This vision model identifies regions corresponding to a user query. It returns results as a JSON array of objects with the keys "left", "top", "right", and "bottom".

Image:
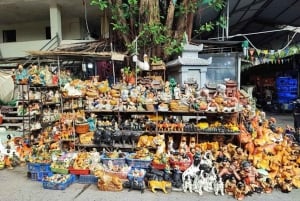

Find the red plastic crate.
[{"left": 68, "top": 167, "right": 90, "bottom": 175}]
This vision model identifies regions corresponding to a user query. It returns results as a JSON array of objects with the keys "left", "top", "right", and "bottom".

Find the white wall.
[
  {"left": 0, "top": 18, "right": 86, "bottom": 58},
  {"left": 0, "top": 20, "right": 49, "bottom": 42},
  {"left": 62, "top": 18, "right": 82, "bottom": 40},
  {"left": 0, "top": 17, "right": 82, "bottom": 42},
  {"left": 0, "top": 40, "right": 50, "bottom": 58}
]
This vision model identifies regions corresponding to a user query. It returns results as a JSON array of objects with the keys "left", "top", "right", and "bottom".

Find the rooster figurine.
[{"left": 133, "top": 54, "right": 150, "bottom": 71}]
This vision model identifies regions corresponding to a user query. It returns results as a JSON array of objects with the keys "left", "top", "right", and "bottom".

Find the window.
[
  {"left": 45, "top": 26, "right": 51, "bottom": 39},
  {"left": 3, "top": 30, "right": 16, "bottom": 42}
]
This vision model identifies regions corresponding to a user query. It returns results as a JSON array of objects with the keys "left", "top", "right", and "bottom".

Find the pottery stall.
[{"left": 0, "top": 59, "right": 299, "bottom": 199}]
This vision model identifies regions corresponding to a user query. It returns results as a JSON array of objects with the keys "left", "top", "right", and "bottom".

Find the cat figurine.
[
  {"left": 153, "top": 134, "right": 166, "bottom": 155},
  {"left": 148, "top": 180, "right": 172, "bottom": 193}
]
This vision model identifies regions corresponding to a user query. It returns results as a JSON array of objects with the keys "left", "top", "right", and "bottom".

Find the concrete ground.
[
  {"left": 0, "top": 111, "right": 299, "bottom": 201},
  {"left": 0, "top": 165, "right": 299, "bottom": 201}
]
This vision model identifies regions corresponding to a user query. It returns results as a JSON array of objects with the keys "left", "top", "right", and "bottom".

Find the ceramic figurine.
[
  {"left": 234, "top": 181, "right": 247, "bottom": 200},
  {"left": 224, "top": 176, "right": 237, "bottom": 195},
  {"left": 174, "top": 84, "right": 181, "bottom": 100},
  {"left": 16, "top": 64, "right": 28, "bottom": 84}
]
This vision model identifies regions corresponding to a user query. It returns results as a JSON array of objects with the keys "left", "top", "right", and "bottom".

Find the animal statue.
[
  {"left": 183, "top": 175, "right": 193, "bottom": 193},
  {"left": 123, "top": 176, "right": 146, "bottom": 193},
  {"left": 111, "top": 130, "right": 123, "bottom": 146},
  {"left": 213, "top": 176, "right": 224, "bottom": 196},
  {"left": 193, "top": 170, "right": 207, "bottom": 195},
  {"left": 134, "top": 54, "right": 150, "bottom": 71},
  {"left": 200, "top": 150, "right": 214, "bottom": 170},
  {"left": 171, "top": 166, "right": 183, "bottom": 188},
  {"left": 153, "top": 134, "right": 166, "bottom": 155},
  {"left": 136, "top": 135, "right": 154, "bottom": 148},
  {"left": 101, "top": 129, "right": 113, "bottom": 145},
  {"left": 93, "top": 128, "right": 102, "bottom": 144},
  {"left": 179, "top": 136, "right": 189, "bottom": 153},
  {"left": 148, "top": 180, "right": 172, "bottom": 193},
  {"left": 95, "top": 170, "right": 123, "bottom": 191},
  {"left": 189, "top": 136, "right": 196, "bottom": 153},
  {"left": 167, "top": 136, "right": 176, "bottom": 154},
  {"left": 130, "top": 131, "right": 142, "bottom": 147},
  {"left": 214, "top": 84, "right": 227, "bottom": 97},
  {"left": 201, "top": 166, "right": 218, "bottom": 193},
  {"left": 182, "top": 152, "right": 201, "bottom": 191},
  {"left": 0, "top": 138, "right": 19, "bottom": 158},
  {"left": 234, "top": 181, "right": 246, "bottom": 200},
  {"left": 280, "top": 177, "right": 293, "bottom": 193},
  {"left": 121, "top": 130, "right": 132, "bottom": 146},
  {"left": 145, "top": 167, "right": 165, "bottom": 181},
  {"left": 224, "top": 176, "right": 237, "bottom": 195}
]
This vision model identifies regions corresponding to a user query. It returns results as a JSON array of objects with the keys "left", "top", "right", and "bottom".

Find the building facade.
[{"left": 0, "top": 0, "right": 105, "bottom": 59}]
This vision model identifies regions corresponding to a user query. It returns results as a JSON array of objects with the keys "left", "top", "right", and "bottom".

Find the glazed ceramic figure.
[
  {"left": 240, "top": 160, "right": 261, "bottom": 193},
  {"left": 121, "top": 87, "right": 129, "bottom": 101},
  {"left": 225, "top": 176, "right": 237, "bottom": 195},
  {"left": 218, "top": 159, "right": 241, "bottom": 181},
  {"left": 54, "top": 90, "right": 60, "bottom": 102},
  {"left": 52, "top": 73, "right": 59, "bottom": 85},
  {"left": 16, "top": 64, "right": 28, "bottom": 83},
  {"left": 169, "top": 78, "right": 177, "bottom": 99},
  {"left": 174, "top": 84, "right": 181, "bottom": 100},
  {"left": 234, "top": 181, "right": 247, "bottom": 200}
]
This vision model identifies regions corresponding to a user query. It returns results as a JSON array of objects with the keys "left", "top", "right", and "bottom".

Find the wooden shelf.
[
  {"left": 0, "top": 123, "right": 23, "bottom": 127},
  {"left": 3, "top": 116, "right": 35, "bottom": 120},
  {"left": 75, "top": 143, "right": 133, "bottom": 149},
  {"left": 43, "top": 102, "right": 60, "bottom": 106}
]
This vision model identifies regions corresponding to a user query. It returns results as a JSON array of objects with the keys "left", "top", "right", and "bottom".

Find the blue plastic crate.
[
  {"left": 125, "top": 153, "right": 152, "bottom": 169},
  {"left": 27, "top": 163, "right": 51, "bottom": 172},
  {"left": 276, "top": 77, "right": 292, "bottom": 86},
  {"left": 27, "top": 163, "right": 41, "bottom": 172},
  {"left": 277, "top": 92, "right": 297, "bottom": 99},
  {"left": 30, "top": 171, "right": 53, "bottom": 182},
  {"left": 100, "top": 153, "right": 127, "bottom": 166},
  {"left": 289, "top": 79, "right": 298, "bottom": 86},
  {"left": 42, "top": 174, "right": 75, "bottom": 190},
  {"left": 77, "top": 174, "right": 98, "bottom": 184}
]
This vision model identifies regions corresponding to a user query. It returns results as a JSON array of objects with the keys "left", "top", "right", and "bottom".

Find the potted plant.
[{"left": 122, "top": 66, "right": 138, "bottom": 85}]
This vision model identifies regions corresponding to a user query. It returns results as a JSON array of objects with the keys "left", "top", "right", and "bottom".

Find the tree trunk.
[
  {"left": 175, "top": 0, "right": 189, "bottom": 39},
  {"left": 148, "top": 0, "right": 160, "bottom": 24},
  {"left": 165, "top": 0, "right": 175, "bottom": 35},
  {"left": 115, "top": 0, "right": 131, "bottom": 46},
  {"left": 186, "top": 0, "right": 197, "bottom": 41}
]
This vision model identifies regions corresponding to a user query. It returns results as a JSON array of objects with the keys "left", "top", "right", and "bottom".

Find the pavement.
[
  {"left": 0, "top": 165, "right": 299, "bottom": 201},
  {"left": 0, "top": 111, "right": 299, "bottom": 201}
]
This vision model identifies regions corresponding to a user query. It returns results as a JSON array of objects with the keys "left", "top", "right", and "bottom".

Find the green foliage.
[
  {"left": 195, "top": 14, "right": 226, "bottom": 34},
  {"left": 123, "top": 66, "right": 132, "bottom": 75},
  {"left": 91, "top": 0, "right": 226, "bottom": 58},
  {"left": 90, "top": 0, "right": 108, "bottom": 11},
  {"left": 164, "top": 38, "right": 184, "bottom": 56},
  {"left": 150, "top": 56, "right": 162, "bottom": 63},
  {"left": 216, "top": 15, "right": 227, "bottom": 29},
  {"left": 201, "top": 0, "right": 225, "bottom": 10},
  {"left": 111, "top": 22, "right": 129, "bottom": 34}
]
